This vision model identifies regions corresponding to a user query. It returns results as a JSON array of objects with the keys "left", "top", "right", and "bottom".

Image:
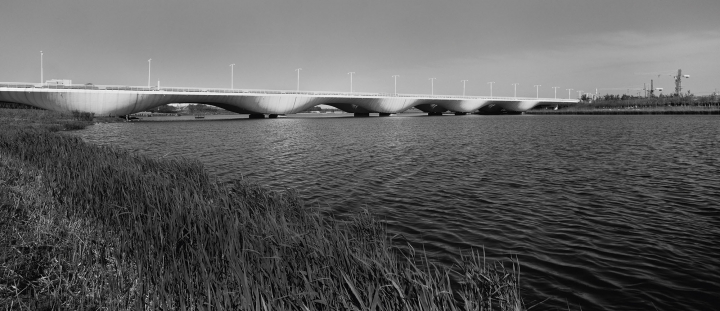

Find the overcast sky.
[{"left": 1, "top": 0, "right": 719, "bottom": 97}]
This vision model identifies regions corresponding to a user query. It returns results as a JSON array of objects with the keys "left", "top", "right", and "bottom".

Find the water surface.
[{"left": 75, "top": 114, "right": 720, "bottom": 311}]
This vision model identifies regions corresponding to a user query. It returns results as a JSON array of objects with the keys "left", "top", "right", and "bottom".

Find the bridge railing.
[{"left": 0, "top": 82, "right": 579, "bottom": 102}]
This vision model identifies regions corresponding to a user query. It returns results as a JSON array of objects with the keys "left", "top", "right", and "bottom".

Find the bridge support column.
[
  {"left": 454, "top": 112, "right": 468, "bottom": 115},
  {"left": 379, "top": 113, "right": 392, "bottom": 117},
  {"left": 268, "top": 114, "right": 279, "bottom": 118},
  {"left": 354, "top": 113, "right": 370, "bottom": 117},
  {"left": 428, "top": 112, "right": 443, "bottom": 116},
  {"left": 249, "top": 114, "right": 265, "bottom": 119}
]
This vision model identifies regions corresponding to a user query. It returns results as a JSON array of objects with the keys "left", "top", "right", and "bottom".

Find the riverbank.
[
  {"left": 0, "top": 109, "right": 524, "bottom": 310},
  {"left": 527, "top": 107, "right": 720, "bottom": 115},
  {"left": 528, "top": 97, "right": 720, "bottom": 115}
]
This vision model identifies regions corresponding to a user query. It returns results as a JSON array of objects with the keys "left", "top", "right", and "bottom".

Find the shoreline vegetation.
[
  {"left": 0, "top": 108, "right": 524, "bottom": 310},
  {"left": 527, "top": 95, "right": 720, "bottom": 115}
]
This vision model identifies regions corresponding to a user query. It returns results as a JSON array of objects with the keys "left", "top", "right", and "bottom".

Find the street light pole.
[
  {"left": 461, "top": 80, "right": 468, "bottom": 96},
  {"left": 534, "top": 85, "right": 541, "bottom": 99},
  {"left": 295, "top": 68, "right": 302, "bottom": 91},
  {"left": 40, "top": 51, "right": 43, "bottom": 84},
  {"left": 429, "top": 78, "right": 436, "bottom": 95},
  {"left": 552, "top": 86, "right": 560, "bottom": 99},
  {"left": 392, "top": 75, "right": 399, "bottom": 96},
  {"left": 567, "top": 88, "right": 573, "bottom": 99},
  {"left": 230, "top": 64, "right": 235, "bottom": 89},
  {"left": 148, "top": 59, "right": 152, "bottom": 87},
  {"left": 512, "top": 83, "right": 519, "bottom": 98},
  {"left": 348, "top": 72, "right": 355, "bottom": 93},
  {"left": 488, "top": 82, "right": 495, "bottom": 98}
]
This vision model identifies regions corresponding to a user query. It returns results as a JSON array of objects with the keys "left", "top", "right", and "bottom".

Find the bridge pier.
[
  {"left": 249, "top": 114, "right": 265, "bottom": 119},
  {"left": 379, "top": 113, "right": 392, "bottom": 117},
  {"left": 427, "top": 112, "right": 443, "bottom": 116},
  {"left": 268, "top": 114, "right": 279, "bottom": 118},
  {"left": 454, "top": 112, "right": 468, "bottom": 115},
  {"left": 354, "top": 113, "right": 370, "bottom": 117}
]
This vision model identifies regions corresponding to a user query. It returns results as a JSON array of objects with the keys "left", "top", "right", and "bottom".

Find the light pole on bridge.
[
  {"left": 534, "top": 85, "right": 541, "bottom": 99},
  {"left": 429, "top": 78, "right": 436, "bottom": 95},
  {"left": 348, "top": 72, "right": 355, "bottom": 93},
  {"left": 512, "top": 83, "right": 519, "bottom": 98},
  {"left": 461, "top": 80, "right": 468, "bottom": 96},
  {"left": 392, "top": 75, "right": 399, "bottom": 96},
  {"left": 40, "top": 51, "right": 43, "bottom": 84},
  {"left": 295, "top": 68, "right": 302, "bottom": 91},
  {"left": 487, "top": 82, "right": 495, "bottom": 98},
  {"left": 567, "top": 88, "right": 573, "bottom": 99},
  {"left": 230, "top": 64, "right": 235, "bottom": 90},
  {"left": 147, "top": 59, "right": 152, "bottom": 87},
  {"left": 552, "top": 86, "right": 560, "bottom": 99}
]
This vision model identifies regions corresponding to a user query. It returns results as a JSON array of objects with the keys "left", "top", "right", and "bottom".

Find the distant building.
[{"left": 46, "top": 79, "right": 72, "bottom": 85}]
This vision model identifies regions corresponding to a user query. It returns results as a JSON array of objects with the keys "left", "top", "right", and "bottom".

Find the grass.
[
  {"left": 0, "top": 108, "right": 524, "bottom": 310},
  {"left": 0, "top": 109, "right": 96, "bottom": 132}
]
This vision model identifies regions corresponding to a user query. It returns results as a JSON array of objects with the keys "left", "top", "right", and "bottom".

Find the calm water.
[{"left": 75, "top": 114, "right": 720, "bottom": 311}]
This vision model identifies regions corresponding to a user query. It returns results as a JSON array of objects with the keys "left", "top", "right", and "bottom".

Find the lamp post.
[
  {"left": 392, "top": 75, "right": 399, "bottom": 96},
  {"left": 429, "top": 78, "right": 436, "bottom": 95},
  {"left": 512, "top": 83, "right": 519, "bottom": 98},
  {"left": 567, "top": 88, "right": 573, "bottom": 99},
  {"left": 148, "top": 59, "right": 152, "bottom": 87},
  {"left": 534, "top": 85, "right": 541, "bottom": 99},
  {"left": 552, "top": 86, "right": 559, "bottom": 99},
  {"left": 348, "top": 72, "right": 355, "bottom": 93},
  {"left": 230, "top": 64, "right": 235, "bottom": 89},
  {"left": 461, "top": 80, "right": 468, "bottom": 96},
  {"left": 487, "top": 81, "right": 495, "bottom": 98},
  {"left": 295, "top": 68, "right": 302, "bottom": 91},
  {"left": 40, "top": 51, "right": 43, "bottom": 84}
]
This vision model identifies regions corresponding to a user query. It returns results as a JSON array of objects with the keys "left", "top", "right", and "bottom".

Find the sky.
[{"left": 1, "top": 0, "right": 719, "bottom": 97}]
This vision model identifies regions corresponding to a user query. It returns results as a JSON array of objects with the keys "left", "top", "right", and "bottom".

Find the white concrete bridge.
[{"left": 0, "top": 83, "right": 578, "bottom": 117}]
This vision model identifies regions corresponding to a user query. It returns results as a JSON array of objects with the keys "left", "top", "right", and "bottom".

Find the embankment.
[{"left": 528, "top": 96, "right": 720, "bottom": 115}]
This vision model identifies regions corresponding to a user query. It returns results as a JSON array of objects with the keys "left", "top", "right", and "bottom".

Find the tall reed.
[{"left": 1, "top": 113, "right": 524, "bottom": 310}]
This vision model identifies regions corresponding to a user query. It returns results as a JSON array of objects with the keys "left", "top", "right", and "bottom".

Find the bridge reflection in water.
[{"left": 0, "top": 83, "right": 578, "bottom": 117}]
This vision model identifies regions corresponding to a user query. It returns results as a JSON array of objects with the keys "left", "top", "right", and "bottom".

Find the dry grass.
[
  {"left": 0, "top": 109, "right": 95, "bottom": 132},
  {"left": 1, "top": 109, "right": 525, "bottom": 310}
]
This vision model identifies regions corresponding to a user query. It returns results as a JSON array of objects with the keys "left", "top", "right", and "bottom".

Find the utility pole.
[
  {"left": 429, "top": 78, "right": 436, "bottom": 95},
  {"left": 534, "top": 85, "right": 541, "bottom": 98},
  {"left": 512, "top": 83, "right": 519, "bottom": 98},
  {"left": 295, "top": 68, "right": 302, "bottom": 91},
  {"left": 552, "top": 86, "right": 559, "bottom": 99},
  {"left": 567, "top": 88, "right": 573, "bottom": 99},
  {"left": 348, "top": 72, "right": 355, "bottom": 93},
  {"left": 230, "top": 64, "right": 235, "bottom": 89},
  {"left": 40, "top": 51, "right": 43, "bottom": 84},
  {"left": 488, "top": 82, "right": 495, "bottom": 98},
  {"left": 461, "top": 80, "right": 468, "bottom": 96},
  {"left": 392, "top": 75, "right": 399, "bottom": 95},
  {"left": 148, "top": 59, "right": 152, "bottom": 87}
]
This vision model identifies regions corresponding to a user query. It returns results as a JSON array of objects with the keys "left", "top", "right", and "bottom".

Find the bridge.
[{"left": 0, "top": 83, "right": 578, "bottom": 117}]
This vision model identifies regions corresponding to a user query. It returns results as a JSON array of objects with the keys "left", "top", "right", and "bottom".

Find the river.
[{"left": 74, "top": 113, "right": 720, "bottom": 311}]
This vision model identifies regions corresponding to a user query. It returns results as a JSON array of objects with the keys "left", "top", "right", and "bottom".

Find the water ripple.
[{"left": 75, "top": 114, "right": 720, "bottom": 311}]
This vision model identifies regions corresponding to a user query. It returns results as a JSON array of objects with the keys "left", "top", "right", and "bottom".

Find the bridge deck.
[{"left": 1, "top": 83, "right": 578, "bottom": 116}]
